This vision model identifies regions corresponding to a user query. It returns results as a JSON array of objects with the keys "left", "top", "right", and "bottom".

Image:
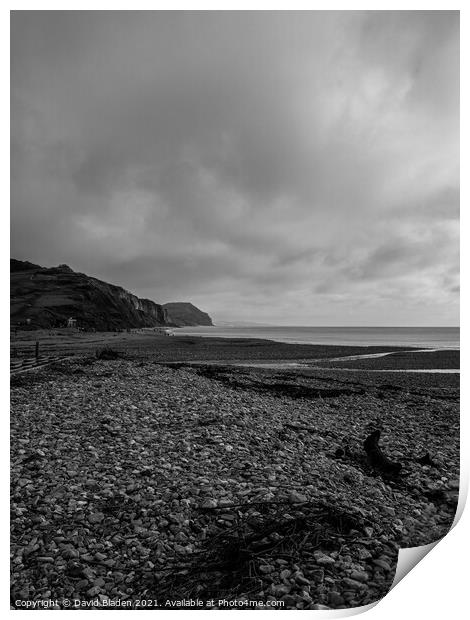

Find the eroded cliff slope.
[
  {"left": 10, "top": 260, "right": 212, "bottom": 330},
  {"left": 162, "top": 302, "right": 213, "bottom": 327}
]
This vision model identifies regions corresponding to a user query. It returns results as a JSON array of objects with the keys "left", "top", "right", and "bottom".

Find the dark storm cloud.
[{"left": 11, "top": 11, "right": 459, "bottom": 325}]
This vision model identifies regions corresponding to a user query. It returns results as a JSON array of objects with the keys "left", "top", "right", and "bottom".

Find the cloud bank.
[{"left": 11, "top": 11, "right": 459, "bottom": 325}]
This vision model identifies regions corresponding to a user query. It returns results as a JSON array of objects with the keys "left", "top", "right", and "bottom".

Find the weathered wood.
[
  {"left": 416, "top": 452, "right": 438, "bottom": 467},
  {"left": 363, "top": 430, "right": 402, "bottom": 476}
]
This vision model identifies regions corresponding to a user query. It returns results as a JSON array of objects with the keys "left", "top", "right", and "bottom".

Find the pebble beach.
[{"left": 10, "top": 336, "right": 459, "bottom": 610}]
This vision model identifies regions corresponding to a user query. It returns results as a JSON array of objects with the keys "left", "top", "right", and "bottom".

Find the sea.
[{"left": 174, "top": 326, "right": 459, "bottom": 349}]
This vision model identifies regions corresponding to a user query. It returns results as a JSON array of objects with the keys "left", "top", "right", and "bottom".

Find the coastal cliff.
[
  {"left": 10, "top": 259, "right": 212, "bottom": 330},
  {"left": 162, "top": 302, "right": 213, "bottom": 327}
]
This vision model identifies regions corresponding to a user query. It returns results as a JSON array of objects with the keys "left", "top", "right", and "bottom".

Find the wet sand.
[{"left": 10, "top": 329, "right": 457, "bottom": 368}]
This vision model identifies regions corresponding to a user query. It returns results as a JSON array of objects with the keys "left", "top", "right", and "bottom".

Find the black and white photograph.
[{"left": 10, "top": 9, "right": 460, "bottom": 611}]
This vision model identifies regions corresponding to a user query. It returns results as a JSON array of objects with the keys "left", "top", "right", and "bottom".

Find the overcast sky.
[{"left": 11, "top": 11, "right": 459, "bottom": 325}]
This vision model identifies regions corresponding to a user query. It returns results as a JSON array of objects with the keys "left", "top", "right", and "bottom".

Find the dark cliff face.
[
  {"left": 10, "top": 260, "right": 212, "bottom": 330},
  {"left": 10, "top": 259, "right": 43, "bottom": 273},
  {"left": 162, "top": 302, "right": 213, "bottom": 327}
]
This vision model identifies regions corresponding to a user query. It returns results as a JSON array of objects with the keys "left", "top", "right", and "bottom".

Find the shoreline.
[
  {"left": 173, "top": 326, "right": 459, "bottom": 350},
  {"left": 10, "top": 329, "right": 459, "bottom": 370}
]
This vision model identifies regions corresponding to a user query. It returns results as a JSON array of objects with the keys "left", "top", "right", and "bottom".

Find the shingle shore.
[{"left": 11, "top": 357, "right": 459, "bottom": 609}]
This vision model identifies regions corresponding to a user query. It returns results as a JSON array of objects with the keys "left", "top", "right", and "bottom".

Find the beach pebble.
[
  {"left": 357, "top": 547, "right": 372, "bottom": 560},
  {"left": 88, "top": 512, "right": 104, "bottom": 524},
  {"left": 341, "top": 577, "right": 365, "bottom": 590},
  {"left": 373, "top": 559, "right": 392, "bottom": 572},
  {"left": 272, "top": 584, "right": 291, "bottom": 597},
  {"left": 288, "top": 491, "right": 308, "bottom": 503},
  {"left": 201, "top": 498, "right": 218, "bottom": 509},
  {"left": 281, "top": 594, "right": 298, "bottom": 608},
  {"left": 329, "top": 591, "right": 345, "bottom": 606},
  {"left": 315, "top": 555, "right": 336, "bottom": 566},
  {"left": 349, "top": 570, "right": 369, "bottom": 582},
  {"left": 295, "top": 574, "right": 310, "bottom": 586}
]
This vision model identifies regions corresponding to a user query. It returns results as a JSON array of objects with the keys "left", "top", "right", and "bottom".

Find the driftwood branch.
[
  {"left": 416, "top": 452, "right": 438, "bottom": 467},
  {"left": 363, "top": 430, "right": 402, "bottom": 476}
]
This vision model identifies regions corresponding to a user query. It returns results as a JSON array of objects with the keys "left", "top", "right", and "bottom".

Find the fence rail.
[{"left": 10, "top": 355, "right": 70, "bottom": 375}]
